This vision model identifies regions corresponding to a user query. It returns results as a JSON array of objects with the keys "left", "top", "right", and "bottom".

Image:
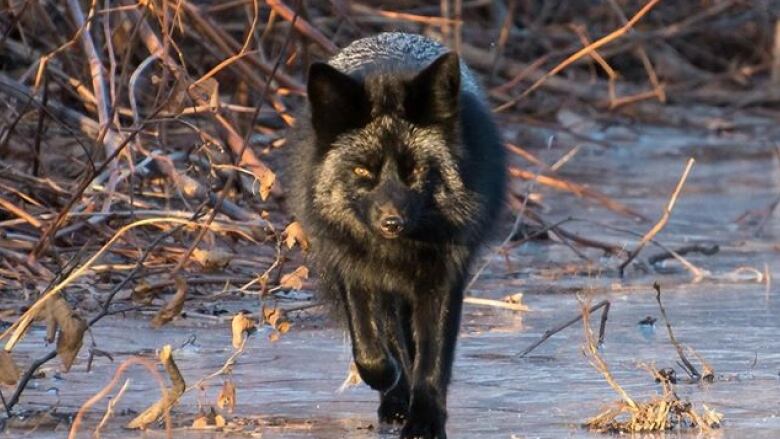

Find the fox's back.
[{"left": 328, "top": 32, "right": 482, "bottom": 97}]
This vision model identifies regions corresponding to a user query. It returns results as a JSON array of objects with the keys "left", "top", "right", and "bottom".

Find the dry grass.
[{"left": 580, "top": 299, "right": 723, "bottom": 434}]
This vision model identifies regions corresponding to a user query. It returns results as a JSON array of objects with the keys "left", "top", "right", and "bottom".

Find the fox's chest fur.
[{"left": 313, "top": 232, "right": 473, "bottom": 297}]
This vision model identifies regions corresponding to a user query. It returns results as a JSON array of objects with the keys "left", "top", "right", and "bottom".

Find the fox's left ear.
[
  {"left": 406, "top": 52, "right": 460, "bottom": 125},
  {"left": 307, "top": 62, "right": 370, "bottom": 143}
]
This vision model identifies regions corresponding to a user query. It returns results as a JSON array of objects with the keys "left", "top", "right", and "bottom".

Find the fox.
[{"left": 287, "top": 32, "right": 506, "bottom": 439}]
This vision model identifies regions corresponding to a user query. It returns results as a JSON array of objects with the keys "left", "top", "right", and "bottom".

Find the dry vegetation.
[
  {"left": 0, "top": 0, "right": 778, "bottom": 436},
  {"left": 581, "top": 284, "right": 722, "bottom": 434}
]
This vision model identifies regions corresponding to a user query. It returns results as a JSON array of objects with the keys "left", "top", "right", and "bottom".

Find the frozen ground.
[{"left": 6, "top": 107, "right": 780, "bottom": 438}]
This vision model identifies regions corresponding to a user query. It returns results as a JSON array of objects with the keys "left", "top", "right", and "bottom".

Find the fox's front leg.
[
  {"left": 377, "top": 295, "right": 413, "bottom": 424},
  {"left": 401, "top": 277, "right": 464, "bottom": 439},
  {"left": 341, "top": 284, "right": 400, "bottom": 392}
]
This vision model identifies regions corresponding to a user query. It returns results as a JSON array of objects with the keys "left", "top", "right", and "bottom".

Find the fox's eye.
[{"left": 353, "top": 167, "right": 373, "bottom": 179}]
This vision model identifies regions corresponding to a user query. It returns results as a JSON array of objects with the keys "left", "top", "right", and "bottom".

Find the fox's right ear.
[{"left": 307, "top": 63, "right": 369, "bottom": 143}]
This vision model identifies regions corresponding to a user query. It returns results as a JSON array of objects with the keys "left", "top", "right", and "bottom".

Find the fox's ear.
[
  {"left": 406, "top": 52, "right": 460, "bottom": 125},
  {"left": 307, "top": 63, "right": 369, "bottom": 142}
]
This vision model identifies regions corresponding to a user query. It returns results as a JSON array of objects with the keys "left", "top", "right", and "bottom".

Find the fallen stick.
[
  {"left": 619, "top": 158, "right": 695, "bottom": 276},
  {"left": 518, "top": 300, "right": 610, "bottom": 358},
  {"left": 509, "top": 166, "right": 648, "bottom": 222},
  {"left": 648, "top": 244, "right": 719, "bottom": 266},
  {"left": 464, "top": 296, "right": 529, "bottom": 312},
  {"left": 653, "top": 282, "right": 706, "bottom": 381},
  {"left": 0, "top": 195, "right": 42, "bottom": 228},
  {"left": 522, "top": 209, "right": 626, "bottom": 256}
]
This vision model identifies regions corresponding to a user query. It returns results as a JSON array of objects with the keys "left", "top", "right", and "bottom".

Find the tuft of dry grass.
[{"left": 580, "top": 299, "right": 723, "bottom": 434}]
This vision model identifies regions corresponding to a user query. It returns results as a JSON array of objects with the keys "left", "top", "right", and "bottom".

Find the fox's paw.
[
  {"left": 400, "top": 393, "right": 446, "bottom": 439},
  {"left": 378, "top": 392, "right": 409, "bottom": 424},
  {"left": 400, "top": 418, "right": 446, "bottom": 439}
]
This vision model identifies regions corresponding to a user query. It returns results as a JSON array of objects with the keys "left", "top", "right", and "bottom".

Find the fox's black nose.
[{"left": 380, "top": 216, "right": 404, "bottom": 237}]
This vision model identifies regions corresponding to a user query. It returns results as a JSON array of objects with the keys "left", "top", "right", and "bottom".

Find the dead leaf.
[
  {"left": 246, "top": 163, "right": 275, "bottom": 201},
  {"left": 127, "top": 345, "right": 185, "bottom": 430},
  {"left": 188, "top": 77, "right": 219, "bottom": 109},
  {"left": 217, "top": 380, "right": 236, "bottom": 413},
  {"left": 160, "top": 78, "right": 189, "bottom": 114},
  {"left": 276, "top": 321, "right": 291, "bottom": 334},
  {"left": 178, "top": 174, "right": 204, "bottom": 198},
  {"left": 151, "top": 277, "right": 188, "bottom": 328},
  {"left": 192, "top": 415, "right": 209, "bottom": 429},
  {"left": 337, "top": 361, "right": 363, "bottom": 393},
  {"left": 131, "top": 280, "right": 157, "bottom": 304},
  {"left": 231, "top": 312, "right": 256, "bottom": 349},
  {"left": 262, "top": 306, "right": 292, "bottom": 342},
  {"left": 283, "top": 221, "right": 309, "bottom": 251},
  {"left": 0, "top": 350, "right": 20, "bottom": 385},
  {"left": 262, "top": 306, "right": 282, "bottom": 328},
  {"left": 42, "top": 297, "right": 87, "bottom": 372},
  {"left": 57, "top": 314, "right": 87, "bottom": 372},
  {"left": 192, "top": 248, "right": 232, "bottom": 271},
  {"left": 191, "top": 407, "right": 225, "bottom": 429},
  {"left": 503, "top": 293, "right": 524, "bottom": 304},
  {"left": 279, "top": 266, "right": 308, "bottom": 291}
]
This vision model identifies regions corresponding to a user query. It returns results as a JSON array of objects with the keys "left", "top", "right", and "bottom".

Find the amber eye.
[{"left": 353, "top": 167, "right": 373, "bottom": 179}]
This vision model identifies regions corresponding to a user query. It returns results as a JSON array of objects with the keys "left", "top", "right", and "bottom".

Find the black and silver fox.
[{"left": 288, "top": 33, "right": 506, "bottom": 439}]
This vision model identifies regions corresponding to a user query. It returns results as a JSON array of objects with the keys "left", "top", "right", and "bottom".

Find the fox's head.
[{"left": 304, "top": 52, "right": 478, "bottom": 242}]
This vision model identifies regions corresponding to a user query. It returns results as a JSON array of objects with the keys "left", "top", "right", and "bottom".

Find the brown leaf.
[
  {"left": 188, "top": 77, "right": 220, "bottom": 109},
  {"left": 337, "top": 361, "right": 363, "bottom": 393},
  {"left": 246, "top": 163, "right": 275, "bottom": 201},
  {"left": 127, "top": 345, "right": 185, "bottom": 430},
  {"left": 283, "top": 221, "right": 309, "bottom": 251},
  {"left": 178, "top": 174, "right": 205, "bottom": 198},
  {"left": 0, "top": 350, "right": 20, "bottom": 385},
  {"left": 191, "top": 248, "right": 232, "bottom": 271},
  {"left": 276, "top": 321, "right": 291, "bottom": 334},
  {"left": 262, "top": 306, "right": 282, "bottom": 328},
  {"left": 503, "top": 293, "right": 524, "bottom": 304},
  {"left": 151, "top": 277, "right": 188, "bottom": 328},
  {"left": 231, "top": 312, "right": 256, "bottom": 349},
  {"left": 191, "top": 407, "right": 225, "bottom": 429},
  {"left": 131, "top": 280, "right": 157, "bottom": 304},
  {"left": 44, "top": 312, "right": 57, "bottom": 344},
  {"left": 43, "top": 297, "right": 87, "bottom": 372},
  {"left": 57, "top": 313, "right": 87, "bottom": 372},
  {"left": 279, "top": 266, "right": 308, "bottom": 291},
  {"left": 160, "top": 344, "right": 185, "bottom": 396},
  {"left": 262, "top": 306, "right": 292, "bottom": 341},
  {"left": 216, "top": 380, "right": 236, "bottom": 413},
  {"left": 160, "top": 78, "right": 189, "bottom": 114},
  {"left": 192, "top": 415, "right": 210, "bottom": 429}
]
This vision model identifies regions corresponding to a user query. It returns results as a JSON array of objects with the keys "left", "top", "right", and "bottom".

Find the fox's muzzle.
[
  {"left": 375, "top": 203, "right": 405, "bottom": 239},
  {"left": 379, "top": 215, "right": 404, "bottom": 238}
]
